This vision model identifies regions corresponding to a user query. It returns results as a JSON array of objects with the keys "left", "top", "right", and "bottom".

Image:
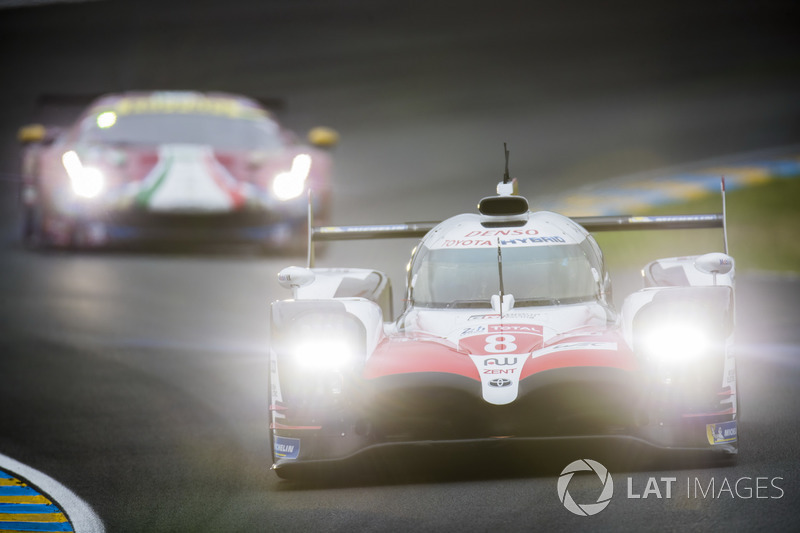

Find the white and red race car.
[
  {"left": 269, "top": 176, "right": 737, "bottom": 478},
  {"left": 17, "top": 91, "right": 337, "bottom": 249}
]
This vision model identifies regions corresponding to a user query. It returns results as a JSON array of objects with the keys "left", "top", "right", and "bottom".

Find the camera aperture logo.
[{"left": 557, "top": 459, "right": 614, "bottom": 516}]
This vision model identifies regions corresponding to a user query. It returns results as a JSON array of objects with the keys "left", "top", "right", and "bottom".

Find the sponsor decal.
[
  {"left": 441, "top": 239, "right": 493, "bottom": 248},
  {"left": 321, "top": 224, "right": 409, "bottom": 234},
  {"left": 101, "top": 93, "right": 265, "bottom": 118},
  {"left": 488, "top": 378, "right": 512, "bottom": 387},
  {"left": 532, "top": 341, "right": 617, "bottom": 359},
  {"left": 484, "top": 357, "right": 518, "bottom": 366},
  {"left": 468, "top": 312, "right": 544, "bottom": 321},
  {"left": 464, "top": 229, "right": 539, "bottom": 237},
  {"left": 500, "top": 235, "right": 566, "bottom": 245},
  {"left": 483, "top": 368, "right": 516, "bottom": 374},
  {"left": 558, "top": 459, "right": 614, "bottom": 516},
  {"left": 707, "top": 420, "right": 737, "bottom": 445},
  {"left": 628, "top": 215, "right": 721, "bottom": 224},
  {"left": 459, "top": 325, "right": 487, "bottom": 336},
  {"left": 274, "top": 436, "right": 301, "bottom": 459},
  {"left": 438, "top": 235, "right": 566, "bottom": 248},
  {"left": 489, "top": 324, "right": 540, "bottom": 333}
]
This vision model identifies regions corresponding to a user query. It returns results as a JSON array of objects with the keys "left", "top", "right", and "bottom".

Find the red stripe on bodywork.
[
  {"left": 207, "top": 152, "right": 246, "bottom": 207},
  {"left": 365, "top": 331, "right": 637, "bottom": 380},
  {"left": 364, "top": 338, "right": 480, "bottom": 380},
  {"left": 520, "top": 332, "right": 637, "bottom": 378},
  {"left": 125, "top": 149, "right": 159, "bottom": 184},
  {"left": 521, "top": 350, "right": 637, "bottom": 378}
]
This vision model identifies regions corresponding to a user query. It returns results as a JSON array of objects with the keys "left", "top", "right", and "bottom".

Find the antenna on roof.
[
  {"left": 503, "top": 142, "right": 511, "bottom": 184},
  {"left": 721, "top": 176, "right": 729, "bottom": 255},
  {"left": 496, "top": 142, "right": 518, "bottom": 196},
  {"left": 497, "top": 239, "right": 505, "bottom": 319}
]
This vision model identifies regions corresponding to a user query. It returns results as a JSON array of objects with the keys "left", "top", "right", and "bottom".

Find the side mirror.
[
  {"left": 17, "top": 124, "right": 48, "bottom": 144},
  {"left": 277, "top": 266, "right": 316, "bottom": 298},
  {"left": 307, "top": 126, "right": 339, "bottom": 148},
  {"left": 694, "top": 253, "right": 733, "bottom": 276},
  {"left": 695, "top": 252, "right": 734, "bottom": 286}
]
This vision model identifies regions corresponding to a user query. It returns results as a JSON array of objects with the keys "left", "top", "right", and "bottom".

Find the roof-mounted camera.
[{"left": 478, "top": 143, "right": 529, "bottom": 219}]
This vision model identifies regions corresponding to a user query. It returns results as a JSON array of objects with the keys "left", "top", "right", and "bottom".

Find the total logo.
[{"left": 557, "top": 459, "right": 614, "bottom": 516}]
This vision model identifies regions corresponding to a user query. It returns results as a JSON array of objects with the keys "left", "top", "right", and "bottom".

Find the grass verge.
[{"left": 593, "top": 177, "right": 800, "bottom": 274}]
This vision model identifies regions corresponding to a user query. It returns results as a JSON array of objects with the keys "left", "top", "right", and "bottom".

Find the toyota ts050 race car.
[
  {"left": 269, "top": 171, "right": 737, "bottom": 479},
  {"left": 17, "top": 91, "right": 338, "bottom": 249}
]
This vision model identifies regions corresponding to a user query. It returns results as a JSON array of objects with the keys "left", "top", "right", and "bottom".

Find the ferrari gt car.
[
  {"left": 17, "top": 90, "right": 338, "bottom": 249},
  {"left": 269, "top": 175, "right": 737, "bottom": 478}
]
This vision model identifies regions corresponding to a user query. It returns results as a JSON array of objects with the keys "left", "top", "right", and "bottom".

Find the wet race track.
[{"left": 0, "top": 1, "right": 799, "bottom": 531}]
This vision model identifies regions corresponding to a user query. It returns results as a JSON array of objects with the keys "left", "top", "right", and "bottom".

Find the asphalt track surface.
[{"left": 0, "top": 1, "right": 799, "bottom": 531}]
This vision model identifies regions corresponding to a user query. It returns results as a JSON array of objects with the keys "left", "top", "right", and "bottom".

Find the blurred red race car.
[{"left": 17, "top": 90, "right": 338, "bottom": 249}]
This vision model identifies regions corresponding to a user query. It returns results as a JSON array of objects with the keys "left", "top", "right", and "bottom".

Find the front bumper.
[
  {"left": 270, "top": 367, "right": 738, "bottom": 474},
  {"left": 37, "top": 200, "right": 321, "bottom": 248},
  {"left": 104, "top": 210, "right": 305, "bottom": 245}
]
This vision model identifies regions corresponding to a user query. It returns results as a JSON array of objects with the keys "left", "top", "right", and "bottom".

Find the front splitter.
[{"left": 272, "top": 434, "right": 737, "bottom": 480}]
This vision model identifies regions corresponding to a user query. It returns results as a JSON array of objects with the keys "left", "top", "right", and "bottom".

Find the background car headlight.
[
  {"left": 62, "top": 150, "right": 105, "bottom": 199},
  {"left": 640, "top": 323, "right": 712, "bottom": 362},
  {"left": 272, "top": 153, "right": 311, "bottom": 201},
  {"left": 292, "top": 338, "right": 357, "bottom": 370}
]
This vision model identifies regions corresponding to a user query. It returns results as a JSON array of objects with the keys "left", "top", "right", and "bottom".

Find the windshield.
[
  {"left": 76, "top": 113, "right": 285, "bottom": 151},
  {"left": 411, "top": 242, "right": 600, "bottom": 308}
]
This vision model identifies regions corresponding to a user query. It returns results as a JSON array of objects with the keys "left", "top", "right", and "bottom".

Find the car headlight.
[
  {"left": 272, "top": 153, "right": 311, "bottom": 201},
  {"left": 291, "top": 338, "right": 358, "bottom": 370},
  {"left": 640, "top": 323, "right": 712, "bottom": 362},
  {"left": 62, "top": 150, "right": 105, "bottom": 199}
]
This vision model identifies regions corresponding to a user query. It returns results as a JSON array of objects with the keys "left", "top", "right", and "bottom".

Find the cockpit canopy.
[
  {"left": 408, "top": 214, "right": 606, "bottom": 309},
  {"left": 410, "top": 243, "right": 600, "bottom": 308}
]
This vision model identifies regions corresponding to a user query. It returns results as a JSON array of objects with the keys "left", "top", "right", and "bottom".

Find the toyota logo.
[{"left": 489, "top": 378, "right": 512, "bottom": 387}]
